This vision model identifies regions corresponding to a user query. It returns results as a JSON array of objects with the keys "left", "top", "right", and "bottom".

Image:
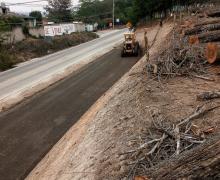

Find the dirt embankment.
[
  {"left": 0, "top": 32, "right": 97, "bottom": 71},
  {"left": 26, "top": 23, "right": 173, "bottom": 180},
  {"left": 28, "top": 17, "right": 220, "bottom": 179}
]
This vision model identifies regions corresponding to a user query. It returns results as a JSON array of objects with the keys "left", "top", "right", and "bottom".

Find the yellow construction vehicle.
[{"left": 121, "top": 31, "right": 139, "bottom": 57}]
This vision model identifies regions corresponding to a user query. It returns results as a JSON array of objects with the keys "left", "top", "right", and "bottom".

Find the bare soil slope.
[
  {"left": 27, "top": 23, "right": 173, "bottom": 180},
  {"left": 27, "top": 20, "right": 220, "bottom": 180}
]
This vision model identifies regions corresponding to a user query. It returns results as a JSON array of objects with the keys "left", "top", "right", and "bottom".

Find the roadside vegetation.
[
  {"left": 75, "top": 0, "right": 209, "bottom": 25},
  {"left": 0, "top": 32, "right": 97, "bottom": 71},
  {"left": 0, "top": 16, "right": 23, "bottom": 70}
]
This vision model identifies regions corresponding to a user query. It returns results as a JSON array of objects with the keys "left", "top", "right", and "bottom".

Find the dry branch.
[
  {"left": 143, "top": 135, "right": 220, "bottom": 180},
  {"left": 197, "top": 91, "right": 220, "bottom": 101},
  {"left": 146, "top": 31, "right": 207, "bottom": 79},
  {"left": 124, "top": 104, "right": 220, "bottom": 179}
]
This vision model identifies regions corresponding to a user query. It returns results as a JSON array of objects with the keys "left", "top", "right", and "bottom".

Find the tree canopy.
[
  {"left": 76, "top": 0, "right": 209, "bottom": 25},
  {"left": 46, "top": 0, "right": 72, "bottom": 22},
  {"left": 45, "top": 0, "right": 209, "bottom": 24}
]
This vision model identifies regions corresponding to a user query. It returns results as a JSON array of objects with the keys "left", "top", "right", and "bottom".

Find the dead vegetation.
[
  {"left": 123, "top": 103, "right": 219, "bottom": 179},
  {"left": 146, "top": 33, "right": 208, "bottom": 80},
  {"left": 146, "top": 8, "right": 220, "bottom": 80},
  {"left": 129, "top": 5, "right": 220, "bottom": 180}
]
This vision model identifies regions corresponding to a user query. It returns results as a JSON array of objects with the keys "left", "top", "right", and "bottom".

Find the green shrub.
[
  {"left": 0, "top": 50, "right": 15, "bottom": 70},
  {"left": 22, "top": 25, "right": 29, "bottom": 35}
]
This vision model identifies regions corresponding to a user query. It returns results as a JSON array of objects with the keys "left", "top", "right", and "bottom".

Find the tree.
[
  {"left": 77, "top": 0, "right": 112, "bottom": 23},
  {"left": 77, "top": 0, "right": 133, "bottom": 24},
  {"left": 46, "top": 0, "right": 72, "bottom": 22},
  {"left": 76, "top": 0, "right": 208, "bottom": 26},
  {"left": 29, "top": 11, "right": 42, "bottom": 22}
]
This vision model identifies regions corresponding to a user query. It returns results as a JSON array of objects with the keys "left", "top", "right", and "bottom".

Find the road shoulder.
[{"left": 0, "top": 30, "right": 124, "bottom": 112}]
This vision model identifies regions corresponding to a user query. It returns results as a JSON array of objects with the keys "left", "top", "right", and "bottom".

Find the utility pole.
[{"left": 112, "top": 0, "right": 114, "bottom": 29}]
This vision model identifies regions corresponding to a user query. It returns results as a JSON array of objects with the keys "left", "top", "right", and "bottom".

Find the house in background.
[
  {"left": 22, "top": 15, "right": 37, "bottom": 27},
  {"left": 13, "top": 15, "right": 37, "bottom": 27}
]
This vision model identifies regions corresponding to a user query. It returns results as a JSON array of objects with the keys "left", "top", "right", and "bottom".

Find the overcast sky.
[{"left": 3, "top": 0, "right": 79, "bottom": 14}]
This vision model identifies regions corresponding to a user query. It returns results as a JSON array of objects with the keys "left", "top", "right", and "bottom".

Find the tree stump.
[{"left": 206, "top": 43, "right": 220, "bottom": 64}]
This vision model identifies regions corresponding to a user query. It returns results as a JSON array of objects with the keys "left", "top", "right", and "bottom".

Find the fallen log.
[
  {"left": 195, "top": 19, "right": 220, "bottom": 27},
  {"left": 206, "top": 43, "right": 220, "bottom": 63},
  {"left": 185, "top": 23, "right": 220, "bottom": 35},
  {"left": 143, "top": 134, "right": 220, "bottom": 179},
  {"left": 198, "top": 30, "right": 220, "bottom": 43},
  {"left": 207, "top": 11, "right": 220, "bottom": 17},
  {"left": 197, "top": 91, "right": 220, "bottom": 101}
]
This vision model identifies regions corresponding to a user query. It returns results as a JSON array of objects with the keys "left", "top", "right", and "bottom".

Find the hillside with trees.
[
  {"left": 76, "top": 0, "right": 211, "bottom": 25},
  {"left": 46, "top": 0, "right": 72, "bottom": 22}
]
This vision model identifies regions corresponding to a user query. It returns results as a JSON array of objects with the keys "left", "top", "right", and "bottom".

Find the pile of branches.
[
  {"left": 146, "top": 32, "right": 208, "bottom": 80},
  {"left": 123, "top": 104, "right": 218, "bottom": 179}
]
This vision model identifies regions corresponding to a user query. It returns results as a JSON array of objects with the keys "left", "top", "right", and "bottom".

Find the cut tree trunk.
[
  {"left": 143, "top": 134, "right": 220, "bottom": 180},
  {"left": 185, "top": 23, "right": 220, "bottom": 35},
  {"left": 189, "top": 35, "right": 199, "bottom": 45},
  {"left": 198, "top": 30, "right": 220, "bottom": 43},
  {"left": 195, "top": 19, "right": 220, "bottom": 27},
  {"left": 206, "top": 43, "right": 220, "bottom": 63},
  {"left": 207, "top": 11, "right": 220, "bottom": 17}
]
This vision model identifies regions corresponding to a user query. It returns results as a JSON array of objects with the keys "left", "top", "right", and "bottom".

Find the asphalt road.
[
  {"left": 0, "top": 29, "right": 126, "bottom": 103},
  {"left": 0, "top": 46, "right": 139, "bottom": 180}
]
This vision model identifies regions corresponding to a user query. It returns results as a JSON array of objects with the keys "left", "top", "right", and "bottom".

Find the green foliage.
[
  {"left": 22, "top": 25, "right": 29, "bottom": 35},
  {"left": 29, "top": 11, "right": 42, "bottom": 22},
  {"left": 46, "top": 0, "right": 72, "bottom": 22},
  {"left": 132, "top": 0, "right": 208, "bottom": 22},
  {"left": 0, "top": 20, "right": 10, "bottom": 32},
  {"left": 0, "top": 49, "right": 15, "bottom": 71},
  {"left": 77, "top": 0, "right": 133, "bottom": 24},
  {"left": 6, "top": 16, "right": 24, "bottom": 24},
  {"left": 0, "top": 15, "right": 24, "bottom": 37},
  {"left": 77, "top": 0, "right": 208, "bottom": 25}
]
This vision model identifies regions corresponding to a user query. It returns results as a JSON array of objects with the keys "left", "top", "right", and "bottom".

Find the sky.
[{"left": 2, "top": 0, "right": 79, "bottom": 14}]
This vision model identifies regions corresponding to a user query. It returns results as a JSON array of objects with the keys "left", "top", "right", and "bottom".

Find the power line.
[
  {"left": 8, "top": 4, "right": 46, "bottom": 7},
  {"left": 5, "top": 0, "right": 48, "bottom": 6},
  {"left": 5, "top": 1, "right": 80, "bottom": 8}
]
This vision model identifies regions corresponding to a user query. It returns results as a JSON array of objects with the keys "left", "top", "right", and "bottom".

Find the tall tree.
[
  {"left": 77, "top": 0, "right": 133, "bottom": 24},
  {"left": 46, "top": 0, "right": 72, "bottom": 22}
]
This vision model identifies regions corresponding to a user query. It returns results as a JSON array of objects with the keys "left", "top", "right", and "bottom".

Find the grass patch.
[{"left": 0, "top": 49, "right": 15, "bottom": 71}]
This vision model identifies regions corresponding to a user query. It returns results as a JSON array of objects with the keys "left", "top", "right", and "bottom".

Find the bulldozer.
[{"left": 121, "top": 31, "right": 139, "bottom": 57}]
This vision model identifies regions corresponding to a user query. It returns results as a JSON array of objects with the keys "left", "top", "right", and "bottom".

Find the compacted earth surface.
[{"left": 27, "top": 20, "right": 220, "bottom": 180}]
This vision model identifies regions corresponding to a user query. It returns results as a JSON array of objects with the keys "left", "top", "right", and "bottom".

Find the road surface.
[
  {"left": 0, "top": 46, "right": 140, "bottom": 180},
  {"left": 0, "top": 29, "right": 127, "bottom": 111}
]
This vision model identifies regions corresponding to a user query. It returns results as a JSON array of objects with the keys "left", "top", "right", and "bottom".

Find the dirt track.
[{"left": 0, "top": 47, "right": 139, "bottom": 180}]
